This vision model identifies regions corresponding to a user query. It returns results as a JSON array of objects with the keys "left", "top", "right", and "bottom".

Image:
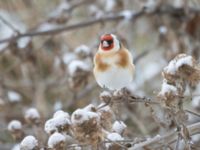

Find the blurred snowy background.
[{"left": 0, "top": 0, "right": 200, "bottom": 149}]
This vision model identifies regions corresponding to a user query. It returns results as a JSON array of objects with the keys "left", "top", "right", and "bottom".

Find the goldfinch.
[{"left": 93, "top": 34, "right": 135, "bottom": 90}]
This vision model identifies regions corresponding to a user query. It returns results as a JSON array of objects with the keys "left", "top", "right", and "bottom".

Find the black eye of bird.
[
  {"left": 107, "top": 40, "right": 113, "bottom": 44},
  {"left": 101, "top": 40, "right": 113, "bottom": 44}
]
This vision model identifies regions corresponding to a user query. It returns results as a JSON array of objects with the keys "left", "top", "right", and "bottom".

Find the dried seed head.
[
  {"left": 48, "top": 132, "right": 66, "bottom": 150},
  {"left": 158, "top": 80, "right": 181, "bottom": 107},
  {"left": 163, "top": 54, "right": 200, "bottom": 84},
  {"left": 53, "top": 110, "right": 70, "bottom": 119},
  {"left": 24, "top": 108, "right": 41, "bottom": 125},
  {"left": 71, "top": 105, "right": 104, "bottom": 145},
  {"left": 75, "top": 45, "right": 91, "bottom": 59},
  {"left": 8, "top": 120, "right": 24, "bottom": 141},
  {"left": 100, "top": 91, "right": 112, "bottom": 104},
  {"left": 44, "top": 111, "right": 71, "bottom": 135},
  {"left": 20, "top": 135, "right": 39, "bottom": 150},
  {"left": 67, "top": 60, "right": 90, "bottom": 90},
  {"left": 98, "top": 104, "right": 114, "bottom": 130}
]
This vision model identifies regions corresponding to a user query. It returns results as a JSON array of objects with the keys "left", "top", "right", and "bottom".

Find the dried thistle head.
[
  {"left": 157, "top": 79, "right": 180, "bottom": 107},
  {"left": 75, "top": 45, "right": 91, "bottom": 59},
  {"left": 20, "top": 135, "right": 39, "bottom": 150},
  {"left": 175, "top": 110, "right": 188, "bottom": 125},
  {"left": 98, "top": 104, "right": 114, "bottom": 130},
  {"left": 45, "top": 110, "right": 71, "bottom": 135},
  {"left": 48, "top": 132, "right": 66, "bottom": 150},
  {"left": 24, "top": 108, "right": 41, "bottom": 126},
  {"left": 99, "top": 91, "right": 112, "bottom": 104},
  {"left": 71, "top": 105, "right": 104, "bottom": 145},
  {"left": 7, "top": 120, "right": 24, "bottom": 141},
  {"left": 163, "top": 53, "right": 200, "bottom": 84},
  {"left": 67, "top": 60, "right": 91, "bottom": 90}
]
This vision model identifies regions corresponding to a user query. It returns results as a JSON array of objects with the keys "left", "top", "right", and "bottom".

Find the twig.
[
  {"left": 185, "top": 109, "right": 200, "bottom": 118},
  {"left": 128, "top": 96, "right": 160, "bottom": 105},
  {"left": 0, "top": 15, "right": 19, "bottom": 33},
  {"left": 105, "top": 137, "right": 128, "bottom": 149},
  {"left": 128, "top": 122, "right": 200, "bottom": 150},
  {"left": 175, "top": 133, "right": 181, "bottom": 150},
  {"left": 2, "top": 5, "right": 200, "bottom": 44}
]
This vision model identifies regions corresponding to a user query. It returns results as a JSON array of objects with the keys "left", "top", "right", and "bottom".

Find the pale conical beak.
[{"left": 102, "top": 41, "right": 109, "bottom": 47}]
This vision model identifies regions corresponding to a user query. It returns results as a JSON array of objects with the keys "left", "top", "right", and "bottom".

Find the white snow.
[
  {"left": 83, "top": 104, "right": 96, "bottom": 112},
  {"left": 112, "top": 121, "right": 127, "bottom": 134},
  {"left": 75, "top": 45, "right": 90, "bottom": 56},
  {"left": 62, "top": 52, "right": 77, "bottom": 65},
  {"left": 17, "top": 37, "right": 31, "bottom": 49},
  {"left": 12, "top": 144, "right": 20, "bottom": 150},
  {"left": 107, "top": 132, "right": 124, "bottom": 141},
  {"left": 20, "top": 135, "right": 38, "bottom": 150},
  {"left": 53, "top": 101, "right": 63, "bottom": 111},
  {"left": 164, "top": 55, "right": 193, "bottom": 74},
  {"left": 191, "top": 96, "right": 200, "bottom": 109},
  {"left": 176, "top": 55, "right": 193, "bottom": 69},
  {"left": 159, "top": 26, "right": 167, "bottom": 34},
  {"left": 44, "top": 118, "right": 57, "bottom": 134},
  {"left": 7, "top": 90, "right": 21, "bottom": 102},
  {"left": 100, "top": 91, "right": 112, "bottom": 98},
  {"left": 160, "top": 80, "right": 177, "bottom": 96},
  {"left": 53, "top": 110, "right": 70, "bottom": 119},
  {"left": 44, "top": 114, "right": 71, "bottom": 134},
  {"left": 8, "top": 120, "right": 22, "bottom": 131},
  {"left": 120, "top": 10, "right": 133, "bottom": 20},
  {"left": 68, "top": 60, "right": 90, "bottom": 76},
  {"left": 71, "top": 107, "right": 99, "bottom": 125},
  {"left": 25, "top": 108, "right": 40, "bottom": 120},
  {"left": 106, "top": 132, "right": 124, "bottom": 148},
  {"left": 164, "top": 59, "right": 176, "bottom": 75},
  {"left": 48, "top": 132, "right": 66, "bottom": 148}
]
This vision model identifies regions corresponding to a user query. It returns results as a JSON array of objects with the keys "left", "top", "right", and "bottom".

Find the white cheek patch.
[{"left": 102, "top": 41, "right": 109, "bottom": 47}]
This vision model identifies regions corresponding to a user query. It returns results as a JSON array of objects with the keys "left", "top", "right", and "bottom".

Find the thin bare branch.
[
  {"left": 0, "top": 15, "right": 19, "bottom": 33},
  {"left": 128, "top": 122, "right": 200, "bottom": 150}
]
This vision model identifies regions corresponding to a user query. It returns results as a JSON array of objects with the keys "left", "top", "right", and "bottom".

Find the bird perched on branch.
[{"left": 93, "top": 33, "right": 135, "bottom": 90}]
